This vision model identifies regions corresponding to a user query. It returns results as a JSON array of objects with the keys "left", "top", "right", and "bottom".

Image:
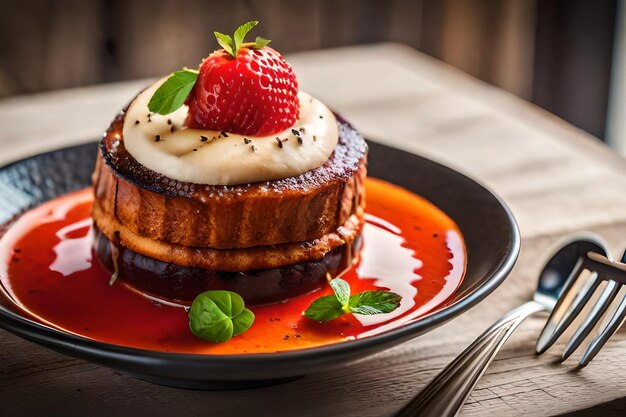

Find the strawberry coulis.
[{"left": 0, "top": 178, "right": 465, "bottom": 354}]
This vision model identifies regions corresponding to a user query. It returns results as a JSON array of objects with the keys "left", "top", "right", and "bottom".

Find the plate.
[{"left": 0, "top": 140, "right": 519, "bottom": 389}]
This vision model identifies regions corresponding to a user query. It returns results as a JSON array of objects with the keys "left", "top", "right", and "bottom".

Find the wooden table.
[{"left": 1, "top": 43, "right": 626, "bottom": 417}]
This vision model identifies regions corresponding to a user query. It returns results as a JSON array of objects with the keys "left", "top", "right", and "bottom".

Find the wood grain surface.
[{"left": 1, "top": 43, "right": 626, "bottom": 416}]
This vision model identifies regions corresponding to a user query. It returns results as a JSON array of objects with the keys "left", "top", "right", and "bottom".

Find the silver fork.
[
  {"left": 536, "top": 240, "right": 626, "bottom": 366},
  {"left": 397, "top": 232, "right": 626, "bottom": 417}
]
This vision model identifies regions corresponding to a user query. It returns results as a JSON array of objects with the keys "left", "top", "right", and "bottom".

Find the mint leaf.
[
  {"left": 330, "top": 277, "right": 350, "bottom": 307},
  {"left": 349, "top": 305, "right": 386, "bottom": 315},
  {"left": 348, "top": 290, "right": 402, "bottom": 314},
  {"left": 304, "top": 278, "right": 402, "bottom": 322},
  {"left": 188, "top": 290, "right": 254, "bottom": 342},
  {"left": 303, "top": 295, "right": 345, "bottom": 322},
  {"left": 148, "top": 69, "right": 198, "bottom": 115},
  {"left": 214, "top": 31, "right": 234, "bottom": 56},
  {"left": 232, "top": 308, "right": 255, "bottom": 336},
  {"left": 233, "top": 21, "right": 258, "bottom": 55},
  {"left": 254, "top": 36, "right": 271, "bottom": 49}
]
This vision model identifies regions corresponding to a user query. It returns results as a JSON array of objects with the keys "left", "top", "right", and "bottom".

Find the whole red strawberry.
[{"left": 185, "top": 21, "right": 299, "bottom": 136}]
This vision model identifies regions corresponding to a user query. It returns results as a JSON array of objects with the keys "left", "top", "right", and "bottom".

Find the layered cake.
[{"left": 92, "top": 22, "right": 367, "bottom": 305}]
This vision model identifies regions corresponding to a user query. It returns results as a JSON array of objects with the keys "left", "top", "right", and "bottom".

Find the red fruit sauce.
[{"left": 0, "top": 178, "right": 465, "bottom": 355}]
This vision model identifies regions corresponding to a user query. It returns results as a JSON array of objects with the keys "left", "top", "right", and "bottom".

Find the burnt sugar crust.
[{"left": 94, "top": 109, "right": 367, "bottom": 250}]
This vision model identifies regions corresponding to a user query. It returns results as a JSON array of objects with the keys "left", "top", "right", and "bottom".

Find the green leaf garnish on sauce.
[
  {"left": 302, "top": 295, "right": 346, "bottom": 322},
  {"left": 330, "top": 277, "right": 350, "bottom": 307},
  {"left": 303, "top": 278, "right": 402, "bottom": 322},
  {"left": 348, "top": 291, "right": 404, "bottom": 315},
  {"left": 147, "top": 68, "right": 198, "bottom": 115},
  {"left": 188, "top": 290, "right": 254, "bottom": 343}
]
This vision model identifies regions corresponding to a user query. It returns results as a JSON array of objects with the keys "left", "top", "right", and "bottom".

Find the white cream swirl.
[{"left": 122, "top": 79, "right": 338, "bottom": 185}]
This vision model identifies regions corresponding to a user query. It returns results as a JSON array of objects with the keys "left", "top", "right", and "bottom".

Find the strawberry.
[{"left": 184, "top": 21, "right": 299, "bottom": 136}]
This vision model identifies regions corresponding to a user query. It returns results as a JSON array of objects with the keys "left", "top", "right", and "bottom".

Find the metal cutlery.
[{"left": 396, "top": 232, "right": 626, "bottom": 417}]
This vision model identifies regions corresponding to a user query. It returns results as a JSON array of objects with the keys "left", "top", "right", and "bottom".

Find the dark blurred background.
[{"left": 0, "top": 0, "right": 621, "bottom": 142}]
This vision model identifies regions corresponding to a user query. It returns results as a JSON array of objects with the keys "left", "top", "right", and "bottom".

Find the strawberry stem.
[{"left": 214, "top": 21, "right": 271, "bottom": 58}]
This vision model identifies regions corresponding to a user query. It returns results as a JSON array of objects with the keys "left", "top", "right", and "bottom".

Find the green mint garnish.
[
  {"left": 330, "top": 277, "right": 351, "bottom": 308},
  {"left": 303, "top": 278, "right": 402, "bottom": 322},
  {"left": 214, "top": 20, "right": 271, "bottom": 58},
  {"left": 147, "top": 68, "right": 198, "bottom": 115},
  {"left": 188, "top": 290, "right": 255, "bottom": 343},
  {"left": 347, "top": 290, "right": 404, "bottom": 315},
  {"left": 302, "top": 295, "right": 345, "bottom": 322}
]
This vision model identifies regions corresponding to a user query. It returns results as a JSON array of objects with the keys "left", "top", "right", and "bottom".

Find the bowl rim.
[{"left": 0, "top": 139, "right": 520, "bottom": 373}]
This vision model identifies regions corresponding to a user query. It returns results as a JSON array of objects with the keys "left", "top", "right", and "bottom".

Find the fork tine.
[
  {"left": 561, "top": 279, "right": 621, "bottom": 361},
  {"left": 536, "top": 257, "right": 586, "bottom": 354},
  {"left": 562, "top": 251, "right": 626, "bottom": 361},
  {"left": 536, "top": 265, "right": 600, "bottom": 355},
  {"left": 578, "top": 287, "right": 626, "bottom": 367}
]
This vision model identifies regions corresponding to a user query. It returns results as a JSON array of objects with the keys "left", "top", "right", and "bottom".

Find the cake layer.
[
  {"left": 92, "top": 198, "right": 362, "bottom": 271},
  {"left": 94, "top": 111, "right": 367, "bottom": 249},
  {"left": 94, "top": 227, "right": 362, "bottom": 305}
]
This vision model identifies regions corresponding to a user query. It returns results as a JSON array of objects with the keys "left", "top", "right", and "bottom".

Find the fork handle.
[{"left": 396, "top": 300, "right": 547, "bottom": 417}]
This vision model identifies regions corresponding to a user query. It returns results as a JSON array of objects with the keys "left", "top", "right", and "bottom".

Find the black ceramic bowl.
[{"left": 0, "top": 140, "right": 519, "bottom": 389}]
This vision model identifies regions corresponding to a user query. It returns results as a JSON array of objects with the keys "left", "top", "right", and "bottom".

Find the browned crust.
[
  {"left": 93, "top": 109, "right": 367, "bottom": 250},
  {"left": 93, "top": 199, "right": 363, "bottom": 271}
]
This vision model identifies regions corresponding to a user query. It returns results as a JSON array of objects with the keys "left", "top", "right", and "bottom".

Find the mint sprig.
[
  {"left": 188, "top": 290, "right": 255, "bottom": 343},
  {"left": 348, "top": 290, "right": 404, "bottom": 315},
  {"left": 303, "top": 278, "right": 402, "bottom": 322},
  {"left": 147, "top": 68, "right": 198, "bottom": 115},
  {"left": 214, "top": 20, "right": 271, "bottom": 58}
]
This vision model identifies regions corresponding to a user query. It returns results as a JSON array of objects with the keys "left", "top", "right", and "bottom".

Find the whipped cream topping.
[{"left": 122, "top": 78, "right": 339, "bottom": 186}]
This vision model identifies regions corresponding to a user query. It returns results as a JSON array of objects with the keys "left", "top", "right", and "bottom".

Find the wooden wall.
[
  {"left": 0, "top": 0, "right": 536, "bottom": 96},
  {"left": 0, "top": 0, "right": 617, "bottom": 139}
]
